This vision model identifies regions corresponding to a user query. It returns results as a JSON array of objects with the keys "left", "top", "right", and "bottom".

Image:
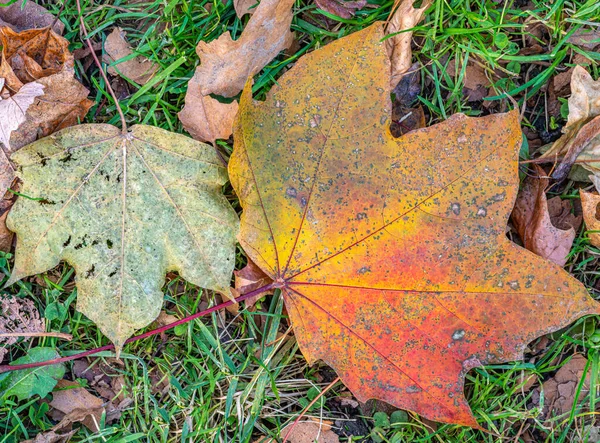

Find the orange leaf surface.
[{"left": 228, "top": 24, "right": 600, "bottom": 427}]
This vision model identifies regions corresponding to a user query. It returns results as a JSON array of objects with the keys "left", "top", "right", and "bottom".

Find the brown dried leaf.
[
  {"left": 261, "top": 421, "right": 339, "bottom": 443},
  {"left": 49, "top": 380, "right": 105, "bottom": 432},
  {"left": 234, "top": 257, "right": 274, "bottom": 308},
  {"left": 511, "top": 166, "right": 577, "bottom": 266},
  {"left": 315, "top": 0, "right": 367, "bottom": 19},
  {"left": 103, "top": 27, "right": 158, "bottom": 85},
  {"left": 194, "top": 0, "right": 294, "bottom": 97},
  {"left": 541, "top": 354, "right": 591, "bottom": 418},
  {"left": 179, "top": 80, "right": 238, "bottom": 144},
  {"left": 580, "top": 189, "right": 600, "bottom": 248},
  {"left": 234, "top": 0, "right": 258, "bottom": 17},
  {"left": 385, "top": 0, "right": 431, "bottom": 89},
  {"left": 0, "top": 295, "right": 43, "bottom": 363},
  {"left": 568, "top": 29, "right": 600, "bottom": 51},
  {"left": 0, "top": 0, "right": 64, "bottom": 34},
  {"left": 23, "top": 429, "right": 77, "bottom": 443},
  {"left": 542, "top": 66, "right": 600, "bottom": 181}
]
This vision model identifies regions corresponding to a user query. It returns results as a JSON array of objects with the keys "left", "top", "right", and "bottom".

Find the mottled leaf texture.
[
  {"left": 229, "top": 24, "right": 600, "bottom": 427},
  {"left": 7, "top": 125, "right": 239, "bottom": 350}
]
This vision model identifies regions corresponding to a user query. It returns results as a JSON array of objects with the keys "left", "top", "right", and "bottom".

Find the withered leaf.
[
  {"left": 7, "top": 124, "right": 239, "bottom": 351},
  {"left": 511, "top": 166, "right": 579, "bottom": 266},
  {"left": 540, "top": 354, "right": 591, "bottom": 418},
  {"left": 229, "top": 24, "right": 599, "bottom": 427},
  {"left": 0, "top": 295, "right": 44, "bottom": 363},
  {"left": 178, "top": 79, "right": 238, "bottom": 144},
  {"left": 193, "top": 0, "right": 294, "bottom": 97},
  {"left": 580, "top": 189, "right": 600, "bottom": 248},
  {"left": 234, "top": 0, "right": 258, "bottom": 18},
  {"left": 0, "top": 0, "right": 64, "bottom": 34},
  {"left": 385, "top": 0, "right": 431, "bottom": 88},
  {"left": 542, "top": 66, "right": 600, "bottom": 181},
  {"left": 103, "top": 27, "right": 158, "bottom": 85},
  {"left": 49, "top": 380, "right": 104, "bottom": 432},
  {"left": 315, "top": 0, "right": 367, "bottom": 19}
]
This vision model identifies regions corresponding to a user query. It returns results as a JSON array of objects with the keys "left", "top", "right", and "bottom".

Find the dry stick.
[
  {"left": 281, "top": 376, "right": 341, "bottom": 443},
  {"left": 0, "top": 331, "right": 73, "bottom": 341},
  {"left": 75, "top": 0, "right": 127, "bottom": 133},
  {"left": 519, "top": 157, "right": 600, "bottom": 165},
  {"left": 0, "top": 283, "right": 275, "bottom": 374}
]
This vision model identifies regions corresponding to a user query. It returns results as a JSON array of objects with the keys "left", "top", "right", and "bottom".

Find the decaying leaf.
[
  {"left": 511, "top": 166, "right": 580, "bottom": 266},
  {"left": 233, "top": 257, "right": 274, "bottom": 307},
  {"left": 0, "top": 295, "right": 44, "bottom": 363},
  {"left": 279, "top": 421, "right": 339, "bottom": 443},
  {"left": 23, "top": 429, "right": 77, "bottom": 443},
  {"left": 103, "top": 27, "right": 158, "bottom": 85},
  {"left": 229, "top": 24, "right": 599, "bottom": 427},
  {"left": 580, "top": 189, "right": 600, "bottom": 248},
  {"left": 0, "top": 0, "right": 64, "bottom": 34},
  {"left": 541, "top": 66, "right": 600, "bottom": 181},
  {"left": 0, "top": 347, "right": 65, "bottom": 402},
  {"left": 49, "top": 380, "right": 104, "bottom": 432},
  {"left": 539, "top": 354, "right": 591, "bottom": 418},
  {"left": 7, "top": 124, "right": 239, "bottom": 350},
  {"left": 315, "top": 0, "right": 367, "bottom": 19},
  {"left": 0, "top": 79, "right": 44, "bottom": 149},
  {"left": 178, "top": 79, "right": 238, "bottom": 144},
  {"left": 234, "top": 0, "right": 258, "bottom": 18},
  {"left": 385, "top": 0, "right": 431, "bottom": 88},
  {"left": 193, "top": 0, "right": 294, "bottom": 97},
  {"left": 0, "top": 27, "right": 93, "bottom": 150}
]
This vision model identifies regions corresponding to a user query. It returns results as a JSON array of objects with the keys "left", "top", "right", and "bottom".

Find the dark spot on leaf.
[
  {"left": 63, "top": 235, "right": 71, "bottom": 247},
  {"left": 85, "top": 265, "right": 96, "bottom": 278},
  {"left": 106, "top": 239, "right": 113, "bottom": 249}
]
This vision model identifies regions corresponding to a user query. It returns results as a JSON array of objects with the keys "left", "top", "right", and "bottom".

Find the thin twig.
[
  {"left": 519, "top": 157, "right": 600, "bottom": 165},
  {"left": 282, "top": 376, "right": 341, "bottom": 442},
  {"left": 0, "top": 331, "right": 73, "bottom": 340},
  {"left": 75, "top": 0, "right": 128, "bottom": 133},
  {"left": 0, "top": 283, "right": 275, "bottom": 374}
]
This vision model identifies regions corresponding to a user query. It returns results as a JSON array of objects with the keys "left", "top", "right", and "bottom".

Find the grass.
[{"left": 1, "top": 0, "right": 600, "bottom": 441}]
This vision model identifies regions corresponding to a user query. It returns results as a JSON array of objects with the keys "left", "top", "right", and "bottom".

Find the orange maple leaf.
[{"left": 228, "top": 24, "right": 600, "bottom": 427}]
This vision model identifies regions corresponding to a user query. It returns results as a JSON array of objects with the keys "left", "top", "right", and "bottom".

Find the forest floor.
[{"left": 2, "top": 0, "right": 600, "bottom": 442}]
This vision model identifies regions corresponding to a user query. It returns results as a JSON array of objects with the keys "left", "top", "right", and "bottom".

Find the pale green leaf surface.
[
  {"left": 7, "top": 124, "right": 239, "bottom": 349},
  {"left": 0, "top": 347, "right": 64, "bottom": 402}
]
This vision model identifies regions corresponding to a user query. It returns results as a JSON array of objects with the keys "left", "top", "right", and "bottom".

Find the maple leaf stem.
[
  {"left": 0, "top": 282, "right": 276, "bottom": 374},
  {"left": 75, "top": 0, "right": 128, "bottom": 134}
]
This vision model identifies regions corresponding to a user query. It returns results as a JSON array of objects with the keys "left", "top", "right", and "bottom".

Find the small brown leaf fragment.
[
  {"left": 103, "top": 27, "right": 158, "bottom": 85},
  {"left": 49, "top": 380, "right": 105, "bottom": 432},
  {"left": 511, "top": 166, "right": 578, "bottom": 266},
  {"left": 540, "top": 354, "right": 591, "bottom": 418},
  {"left": 0, "top": 1, "right": 64, "bottom": 34},
  {"left": 580, "top": 189, "right": 600, "bottom": 248},
  {"left": 568, "top": 29, "right": 600, "bottom": 51},
  {"left": 179, "top": 80, "right": 238, "bottom": 144},
  {"left": 234, "top": 0, "right": 258, "bottom": 18},
  {"left": 542, "top": 66, "right": 600, "bottom": 181},
  {"left": 23, "top": 429, "right": 77, "bottom": 443},
  {"left": 315, "top": 0, "right": 367, "bottom": 19},
  {"left": 385, "top": 0, "right": 431, "bottom": 89},
  {"left": 261, "top": 420, "right": 339, "bottom": 443},
  {"left": 194, "top": 0, "right": 295, "bottom": 97},
  {"left": 0, "top": 295, "right": 44, "bottom": 363},
  {"left": 234, "top": 257, "right": 274, "bottom": 308}
]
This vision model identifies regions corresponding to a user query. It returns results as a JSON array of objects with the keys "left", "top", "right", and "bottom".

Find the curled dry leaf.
[
  {"left": 7, "top": 124, "right": 239, "bottom": 351},
  {"left": 178, "top": 79, "right": 238, "bottom": 144},
  {"left": 233, "top": 257, "right": 274, "bottom": 308},
  {"left": 542, "top": 66, "right": 600, "bottom": 181},
  {"left": 234, "top": 0, "right": 258, "bottom": 18},
  {"left": 229, "top": 23, "right": 599, "bottom": 427},
  {"left": 0, "top": 27, "right": 93, "bottom": 150},
  {"left": 539, "top": 354, "right": 591, "bottom": 418},
  {"left": 385, "top": 0, "right": 431, "bottom": 88},
  {"left": 580, "top": 189, "right": 600, "bottom": 248},
  {"left": 103, "top": 27, "right": 158, "bottom": 85},
  {"left": 0, "top": 0, "right": 64, "bottom": 34},
  {"left": 315, "top": 0, "right": 367, "bottom": 19},
  {"left": 0, "top": 295, "right": 44, "bottom": 363},
  {"left": 22, "top": 429, "right": 77, "bottom": 443},
  {"left": 193, "top": 0, "right": 294, "bottom": 97},
  {"left": 511, "top": 165, "right": 580, "bottom": 266},
  {"left": 49, "top": 380, "right": 104, "bottom": 432}
]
